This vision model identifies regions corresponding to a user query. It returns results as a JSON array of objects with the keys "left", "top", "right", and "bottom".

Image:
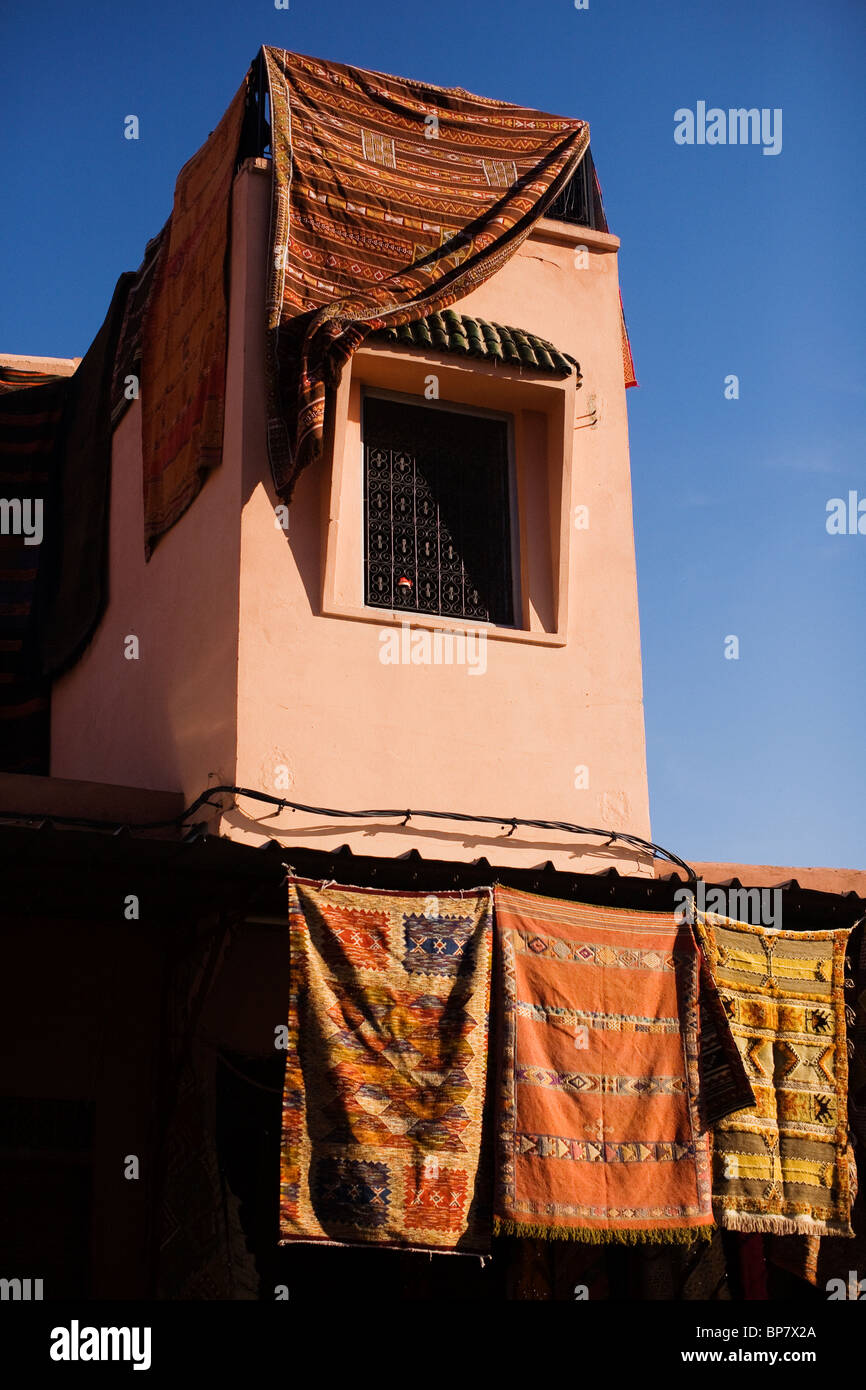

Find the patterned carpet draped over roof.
[
  {"left": 695, "top": 910, "right": 855, "bottom": 1238},
  {"left": 262, "top": 46, "right": 590, "bottom": 499},
  {"left": 493, "top": 886, "right": 753, "bottom": 1244},
  {"left": 280, "top": 878, "right": 493, "bottom": 1252},
  {"left": 128, "top": 45, "right": 634, "bottom": 548}
]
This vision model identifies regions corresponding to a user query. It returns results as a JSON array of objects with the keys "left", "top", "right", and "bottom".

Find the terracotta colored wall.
[
  {"left": 228, "top": 169, "right": 651, "bottom": 872},
  {"left": 51, "top": 162, "right": 652, "bottom": 874},
  {"left": 48, "top": 174, "right": 257, "bottom": 793}
]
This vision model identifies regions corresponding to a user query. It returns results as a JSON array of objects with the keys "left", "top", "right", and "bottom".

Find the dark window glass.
[
  {"left": 546, "top": 148, "right": 601, "bottom": 228},
  {"left": 363, "top": 396, "right": 514, "bottom": 625}
]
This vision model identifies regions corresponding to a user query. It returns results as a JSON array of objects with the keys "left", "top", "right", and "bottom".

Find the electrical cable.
[{"left": 0, "top": 782, "right": 696, "bottom": 879}]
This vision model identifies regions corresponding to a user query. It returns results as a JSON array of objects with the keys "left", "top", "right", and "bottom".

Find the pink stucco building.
[
  {"left": 2, "top": 54, "right": 862, "bottom": 1305},
  {"left": 48, "top": 155, "right": 653, "bottom": 875}
]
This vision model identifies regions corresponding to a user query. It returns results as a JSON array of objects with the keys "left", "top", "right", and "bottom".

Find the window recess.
[{"left": 362, "top": 395, "right": 515, "bottom": 626}]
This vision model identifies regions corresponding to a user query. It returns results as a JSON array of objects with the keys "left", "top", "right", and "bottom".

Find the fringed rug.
[
  {"left": 493, "top": 886, "right": 752, "bottom": 1244},
  {"left": 696, "top": 911, "right": 855, "bottom": 1238},
  {"left": 767, "top": 1186, "right": 865, "bottom": 1292},
  {"left": 280, "top": 878, "right": 493, "bottom": 1252},
  {"left": 847, "top": 920, "right": 866, "bottom": 1154}
]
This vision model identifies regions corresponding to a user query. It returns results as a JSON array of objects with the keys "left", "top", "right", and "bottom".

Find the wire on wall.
[{"left": 0, "top": 782, "right": 697, "bottom": 881}]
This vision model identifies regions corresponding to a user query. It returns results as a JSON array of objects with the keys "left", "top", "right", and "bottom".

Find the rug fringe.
[
  {"left": 715, "top": 1209, "right": 854, "bottom": 1238},
  {"left": 492, "top": 1217, "right": 713, "bottom": 1246}
]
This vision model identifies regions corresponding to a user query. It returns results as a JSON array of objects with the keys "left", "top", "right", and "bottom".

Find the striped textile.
[
  {"left": 140, "top": 77, "right": 249, "bottom": 557},
  {"left": 110, "top": 229, "right": 167, "bottom": 427},
  {"left": 582, "top": 156, "right": 637, "bottom": 389},
  {"left": 0, "top": 378, "right": 68, "bottom": 771},
  {"left": 696, "top": 911, "right": 855, "bottom": 1237},
  {"left": 263, "top": 47, "right": 590, "bottom": 500},
  {"left": 493, "top": 885, "right": 753, "bottom": 1244},
  {"left": 37, "top": 271, "right": 134, "bottom": 678},
  {"left": 0, "top": 366, "right": 69, "bottom": 395},
  {"left": 0, "top": 263, "right": 137, "bottom": 755}
]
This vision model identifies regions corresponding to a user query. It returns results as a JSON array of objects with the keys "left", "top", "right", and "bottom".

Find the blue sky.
[{"left": 1, "top": 0, "right": 863, "bottom": 869}]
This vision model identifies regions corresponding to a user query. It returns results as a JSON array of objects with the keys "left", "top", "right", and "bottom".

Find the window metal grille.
[
  {"left": 547, "top": 148, "right": 601, "bottom": 229},
  {"left": 363, "top": 396, "right": 515, "bottom": 625}
]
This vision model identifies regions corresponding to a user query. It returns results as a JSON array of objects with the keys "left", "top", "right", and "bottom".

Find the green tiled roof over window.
[{"left": 371, "top": 310, "right": 579, "bottom": 377}]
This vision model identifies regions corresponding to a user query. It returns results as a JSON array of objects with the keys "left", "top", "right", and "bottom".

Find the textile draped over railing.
[
  {"left": 0, "top": 272, "right": 130, "bottom": 771},
  {"left": 280, "top": 878, "right": 494, "bottom": 1252},
  {"left": 493, "top": 886, "right": 754, "bottom": 1245},
  {"left": 695, "top": 911, "right": 855, "bottom": 1238}
]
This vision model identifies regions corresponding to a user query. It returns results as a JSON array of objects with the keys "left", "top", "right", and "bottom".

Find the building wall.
[
  {"left": 47, "top": 175, "right": 256, "bottom": 793},
  {"left": 229, "top": 167, "right": 651, "bottom": 871},
  {"left": 51, "top": 161, "right": 652, "bottom": 874}
]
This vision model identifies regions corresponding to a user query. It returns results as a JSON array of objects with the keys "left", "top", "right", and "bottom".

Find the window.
[
  {"left": 546, "top": 147, "right": 601, "bottom": 228},
  {"left": 362, "top": 394, "right": 515, "bottom": 625}
]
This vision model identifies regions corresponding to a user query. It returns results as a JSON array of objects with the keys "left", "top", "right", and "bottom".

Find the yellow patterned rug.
[{"left": 696, "top": 911, "right": 855, "bottom": 1237}]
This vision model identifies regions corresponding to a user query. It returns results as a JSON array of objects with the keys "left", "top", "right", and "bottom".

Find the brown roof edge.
[
  {"left": 0, "top": 353, "right": 81, "bottom": 376},
  {"left": 654, "top": 860, "right": 866, "bottom": 898},
  {"left": 0, "top": 772, "right": 185, "bottom": 835}
]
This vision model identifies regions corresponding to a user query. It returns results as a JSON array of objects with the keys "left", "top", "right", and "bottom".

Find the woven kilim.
[
  {"left": 0, "top": 265, "right": 133, "bottom": 735},
  {"left": 0, "top": 366, "right": 70, "bottom": 394},
  {"left": 110, "top": 229, "right": 167, "bottom": 427},
  {"left": 262, "top": 47, "right": 590, "bottom": 500},
  {"left": 767, "top": 1186, "right": 866, "bottom": 1290},
  {"left": 848, "top": 920, "right": 866, "bottom": 1154},
  {"left": 494, "top": 886, "right": 753, "bottom": 1244},
  {"left": 281, "top": 878, "right": 493, "bottom": 1251},
  {"left": 696, "top": 911, "right": 855, "bottom": 1237},
  {"left": 37, "top": 270, "right": 133, "bottom": 679},
  {"left": 140, "top": 75, "right": 248, "bottom": 557}
]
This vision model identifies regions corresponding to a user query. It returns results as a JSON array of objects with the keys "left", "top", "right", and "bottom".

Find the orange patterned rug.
[
  {"left": 280, "top": 878, "right": 493, "bottom": 1252},
  {"left": 493, "top": 886, "right": 753, "bottom": 1244}
]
